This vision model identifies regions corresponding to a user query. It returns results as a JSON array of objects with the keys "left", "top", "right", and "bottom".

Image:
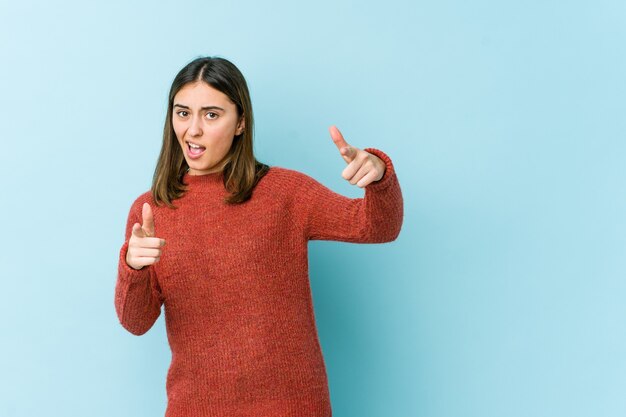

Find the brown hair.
[{"left": 151, "top": 56, "right": 270, "bottom": 209}]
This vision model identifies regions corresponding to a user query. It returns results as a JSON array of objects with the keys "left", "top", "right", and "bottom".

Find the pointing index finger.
[
  {"left": 329, "top": 125, "right": 350, "bottom": 151},
  {"left": 142, "top": 202, "right": 155, "bottom": 237},
  {"left": 329, "top": 125, "right": 357, "bottom": 163}
]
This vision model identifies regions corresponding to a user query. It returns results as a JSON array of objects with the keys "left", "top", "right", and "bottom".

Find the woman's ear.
[{"left": 236, "top": 116, "right": 245, "bottom": 135}]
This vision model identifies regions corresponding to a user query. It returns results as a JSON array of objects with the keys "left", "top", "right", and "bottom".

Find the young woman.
[{"left": 115, "top": 56, "right": 404, "bottom": 417}]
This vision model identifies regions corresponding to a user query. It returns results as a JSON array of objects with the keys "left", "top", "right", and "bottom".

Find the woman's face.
[{"left": 172, "top": 81, "right": 244, "bottom": 175}]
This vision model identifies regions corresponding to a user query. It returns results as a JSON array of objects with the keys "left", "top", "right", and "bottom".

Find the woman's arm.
[
  {"left": 296, "top": 147, "right": 404, "bottom": 243},
  {"left": 114, "top": 196, "right": 164, "bottom": 336}
]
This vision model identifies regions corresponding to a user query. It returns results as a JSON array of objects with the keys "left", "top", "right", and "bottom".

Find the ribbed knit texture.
[{"left": 114, "top": 148, "right": 404, "bottom": 417}]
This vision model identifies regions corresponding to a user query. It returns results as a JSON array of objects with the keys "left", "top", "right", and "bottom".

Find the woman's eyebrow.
[{"left": 173, "top": 103, "right": 225, "bottom": 111}]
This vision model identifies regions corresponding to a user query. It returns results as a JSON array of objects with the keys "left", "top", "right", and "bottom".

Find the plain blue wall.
[{"left": 1, "top": 1, "right": 624, "bottom": 416}]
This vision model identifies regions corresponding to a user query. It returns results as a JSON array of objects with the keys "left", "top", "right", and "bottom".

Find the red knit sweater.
[{"left": 114, "top": 147, "right": 403, "bottom": 417}]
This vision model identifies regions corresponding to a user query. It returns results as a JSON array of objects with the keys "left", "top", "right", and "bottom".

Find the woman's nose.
[{"left": 188, "top": 116, "right": 203, "bottom": 136}]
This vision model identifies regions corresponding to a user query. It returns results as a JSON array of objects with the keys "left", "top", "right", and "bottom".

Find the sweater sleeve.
[
  {"left": 114, "top": 195, "right": 164, "bottom": 336},
  {"left": 296, "top": 147, "right": 404, "bottom": 243}
]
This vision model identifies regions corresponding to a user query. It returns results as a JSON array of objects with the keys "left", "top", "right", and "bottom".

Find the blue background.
[{"left": 1, "top": 1, "right": 624, "bottom": 416}]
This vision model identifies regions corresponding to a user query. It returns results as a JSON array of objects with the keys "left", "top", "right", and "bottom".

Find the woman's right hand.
[{"left": 126, "top": 202, "right": 166, "bottom": 270}]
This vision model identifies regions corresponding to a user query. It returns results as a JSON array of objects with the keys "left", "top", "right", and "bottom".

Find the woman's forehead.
[{"left": 174, "top": 82, "right": 234, "bottom": 107}]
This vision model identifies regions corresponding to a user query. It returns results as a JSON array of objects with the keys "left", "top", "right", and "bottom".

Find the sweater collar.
[{"left": 182, "top": 170, "right": 224, "bottom": 185}]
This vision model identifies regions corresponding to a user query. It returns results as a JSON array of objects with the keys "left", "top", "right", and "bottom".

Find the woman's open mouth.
[{"left": 187, "top": 141, "right": 206, "bottom": 159}]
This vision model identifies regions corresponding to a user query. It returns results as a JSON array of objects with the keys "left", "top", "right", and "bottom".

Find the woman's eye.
[
  {"left": 176, "top": 110, "right": 189, "bottom": 117},
  {"left": 206, "top": 112, "right": 218, "bottom": 119}
]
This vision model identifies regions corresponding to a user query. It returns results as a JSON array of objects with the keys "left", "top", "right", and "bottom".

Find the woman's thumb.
[{"left": 131, "top": 222, "right": 145, "bottom": 238}]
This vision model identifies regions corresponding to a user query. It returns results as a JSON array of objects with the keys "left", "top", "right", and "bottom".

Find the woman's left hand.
[{"left": 329, "top": 125, "right": 386, "bottom": 188}]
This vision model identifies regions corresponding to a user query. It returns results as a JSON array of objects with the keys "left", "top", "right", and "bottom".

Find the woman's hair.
[{"left": 151, "top": 56, "right": 270, "bottom": 208}]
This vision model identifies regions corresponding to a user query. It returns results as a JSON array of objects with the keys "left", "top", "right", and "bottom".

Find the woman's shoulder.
[
  {"left": 127, "top": 190, "right": 156, "bottom": 213},
  {"left": 261, "top": 165, "right": 317, "bottom": 195},
  {"left": 262, "top": 165, "right": 318, "bottom": 188}
]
